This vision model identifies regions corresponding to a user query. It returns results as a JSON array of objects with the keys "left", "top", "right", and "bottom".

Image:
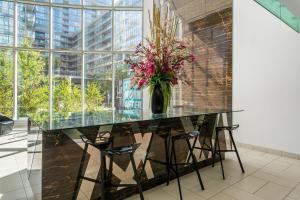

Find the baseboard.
[{"left": 236, "top": 142, "right": 300, "bottom": 160}]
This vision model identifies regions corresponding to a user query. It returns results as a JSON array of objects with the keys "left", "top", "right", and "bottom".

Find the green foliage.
[
  {"left": 160, "top": 81, "right": 171, "bottom": 113},
  {"left": 0, "top": 50, "right": 13, "bottom": 117},
  {"left": 53, "top": 78, "right": 81, "bottom": 117},
  {"left": 85, "top": 81, "right": 105, "bottom": 112},
  {"left": 18, "top": 38, "right": 49, "bottom": 116},
  {"left": 0, "top": 38, "right": 107, "bottom": 118}
]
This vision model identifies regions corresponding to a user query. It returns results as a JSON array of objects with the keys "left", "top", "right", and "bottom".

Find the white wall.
[{"left": 233, "top": 0, "right": 300, "bottom": 154}]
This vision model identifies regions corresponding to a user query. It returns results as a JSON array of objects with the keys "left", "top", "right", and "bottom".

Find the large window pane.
[
  {"left": 53, "top": 0, "right": 81, "bottom": 5},
  {"left": 114, "top": 53, "right": 129, "bottom": 109},
  {"left": 18, "top": 51, "right": 49, "bottom": 117},
  {"left": 53, "top": 53, "right": 82, "bottom": 116},
  {"left": 114, "top": 0, "right": 142, "bottom": 7},
  {"left": 84, "top": 10, "right": 112, "bottom": 51},
  {"left": 21, "top": 0, "right": 49, "bottom": 3},
  {"left": 0, "top": 49, "right": 13, "bottom": 117},
  {"left": 114, "top": 54, "right": 142, "bottom": 112},
  {"left": 0, "top": 0, "right": 143, "bottom": 118},
  {"left": 18, "top": 4, "right": 49, "bottom": 48},
  {"left": 0, "top": 1, "right": 14, "bottom": 46},
  {"left": 114, "top": 11, "right": 142, "bottom": 51},
  {"left": 84, "top": 0, "right": 112, "bottom": 6},
  {"left": 85, "top": 54, "right": 112, "bottom": 111},
  {"left": 53, "top": 7, "right": 81, "bottom": 50}
]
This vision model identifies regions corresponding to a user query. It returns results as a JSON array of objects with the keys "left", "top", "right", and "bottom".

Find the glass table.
[{"left": 27, "top": 108, "right": 241, "bottom": 200}]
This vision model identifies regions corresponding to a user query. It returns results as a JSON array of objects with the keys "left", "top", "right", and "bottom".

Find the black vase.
[{"left": 151, "top": 84, "right": 164, "bottom": 114}]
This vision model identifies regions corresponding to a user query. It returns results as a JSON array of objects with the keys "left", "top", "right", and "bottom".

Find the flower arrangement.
[{"left": 125, "top": 3, "right": 195, "bottom": 113}]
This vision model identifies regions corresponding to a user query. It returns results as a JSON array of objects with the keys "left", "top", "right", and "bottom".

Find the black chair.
[
  {"left": 73, "top": 131, "right": 144, "bottom": 200},
  {"left": 212, "top": 124, "right": 245, "bottom": 179},
  {"left": 188, "top": 118, "right": 214, "bottom": 162},
  {"left": 141, "top": 126, "right": 205, "bottom": 200},
  {"left": 168, "top": 130, "right": 205, "bottom": 200},
  {"left": 140, "top": 125, "right": 172, "bottom": 185},
  {"left": 0, "top": 114, "right": 14, "bottom": 135}
]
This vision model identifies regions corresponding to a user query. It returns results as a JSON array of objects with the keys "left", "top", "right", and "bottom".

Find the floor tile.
[
  {"left": 252, "top": 169, "right": 298, "bottom": 188},
  {"left": 186, "top": 177, "right": 231, "bottom": 199},
  {"left": 223, "top": 186, "right": 265, "bottom": 200},
  {"left": 144, "top": 188, "right": 178, "bottom": 200},
  {"left": 161, "top": 180, "right": 205, "bottom": 200},
  {"left": 0, "top": 172, "right": 24, "bottom": 193},
  {"left": 287, "top": 184, "right": 300, "bottom": 200},
  {"left": 284, "top": 197, "right": 296, "bottom": 200},
  {"left": 263, "top": 160, "right": 292, "bottom": 172},
  {"left": 255, "top": 182, "right": 292, "bottom": 200},
  {"left": 24, "top": 186, "right": 35, "bottom": 200},
  {"left": 0, "top": 188, "right": 27, "bottom": 200},
  {"left": 234, "top": 175, "right": 268, "bottom": 194},
  {"left": 209, "top": 192, "right": 237, "bottom": 200}
]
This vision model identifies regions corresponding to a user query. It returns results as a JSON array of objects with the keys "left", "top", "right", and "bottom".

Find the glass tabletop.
[{"left": 28, "top": 107, "right": 243, "bottom": 131}]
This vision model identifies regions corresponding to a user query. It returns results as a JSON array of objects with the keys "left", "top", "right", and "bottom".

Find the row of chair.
[{"left": 73, "top": 119, "right": 245, "bottom": 200}]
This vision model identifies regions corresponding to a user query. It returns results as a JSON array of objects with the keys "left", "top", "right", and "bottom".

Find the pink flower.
[
  {"left": 130, "top": 64, "right": 136, "bottom": 70},
  {"left": 171, "top": 78, "right": 178, "bottom": 85},
  {"left": 145, "top": 62, "right": 156, "bottom": 78},
  {"left": 136, "top": 67, "right": 143, "bottom": 76},
  {"left": 161, "top": 65, "right": 171, "bottom": 74},
  {"left": 138, "top": 79, "right": 146, "bottom": 89}
]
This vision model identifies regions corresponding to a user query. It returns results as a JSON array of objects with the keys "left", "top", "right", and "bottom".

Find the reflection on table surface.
[{"left": 27, "top": 107, "right": 242, "bottom": 131}]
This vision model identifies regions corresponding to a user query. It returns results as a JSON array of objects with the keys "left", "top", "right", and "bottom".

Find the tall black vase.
[{"left": 151, "top": 84, "right": 164, "bottom": 114}]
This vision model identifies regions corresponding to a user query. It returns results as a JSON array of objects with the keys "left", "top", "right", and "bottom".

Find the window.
[
  {"left": 0, "top": 50, "right": 13, "bottom": 117},
  {"left": 0, "top": 0, "right": 143, "bottom": 118}
]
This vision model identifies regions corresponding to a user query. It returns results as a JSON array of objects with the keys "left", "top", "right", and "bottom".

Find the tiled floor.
[{"left": 1, "top": 128, "right": 300, "bottom": 200}]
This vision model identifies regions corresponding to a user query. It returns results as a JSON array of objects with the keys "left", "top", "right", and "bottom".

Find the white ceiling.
[{"left": 280, "top": 0, "right": 300, "bottom": 18}]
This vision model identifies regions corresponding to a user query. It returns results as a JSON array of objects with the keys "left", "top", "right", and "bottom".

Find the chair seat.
[
  {"left": 103, "top": 143, "right": 141, "bottom": 155},
  {"left": 172, "top": 130, "right": 200, "bottom": 140},
  {"left": 216, "top": 124, "right": 239, "bottom": 132},
  {"left": 80, "top": 135, "right": 111, "bottom": 149}
]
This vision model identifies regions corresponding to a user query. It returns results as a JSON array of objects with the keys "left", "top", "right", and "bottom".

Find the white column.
[{"left": 142, "top": 0, "right": 154, "bottom": 115}]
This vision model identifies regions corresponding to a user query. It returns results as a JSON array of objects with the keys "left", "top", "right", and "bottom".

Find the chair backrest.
[{"left": 199, "top": 114, "right": 218, "bottom": 137}]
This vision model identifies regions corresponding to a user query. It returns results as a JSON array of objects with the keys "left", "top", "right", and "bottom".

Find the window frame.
[{"left": 0, "top": 0, "right": 144, "bottom": 119}]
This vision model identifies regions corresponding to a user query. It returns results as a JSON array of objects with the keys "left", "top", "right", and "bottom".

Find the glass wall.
[
  {"left": 0, "top": 50, "right": 13, "bottom": 117},
  {"left": 0, "top": 0, "right": 143, "bottom": 118},
  {"left": 255, "top": 0, "right": 300, "bottom": 32}
]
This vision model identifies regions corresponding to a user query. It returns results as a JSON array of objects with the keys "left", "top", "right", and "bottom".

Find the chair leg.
[
  {"left": 229, "top": 131, "right": 245, "bottom": 173},
  {"left": 107, "top": 155, "right": 113, "bottom": 185},
  {"left": 167, "top": 137, "right": 173, "bottom": 186},
  {"left": 72, "top": 142, "right": 88, "bottom": 200},
  {"left": 199, "top": 133, "right": 207, "bottom": 160},
  {"left": 212, "top": 134, "right": 218, "bottom": 168},
  {"left": 209, "top": 137, "right": 214, "bottom": 157},
  {"left": 172, "top": 140, "right": 183, "bottom": 200},
  {"left": 216, "top": 134, "right": 225, "bottom": 180},
  {"left": 100, "top": 152, "right": 107, "bottom": 200},
  {"left": 187, "top": 135, "right": 198, "bottom": 163},
  {"left": 164, "top": 136, "right": 171, "bottom": 186},
  {"left": 108, "top": 138, "right": 114, "bottom": 182},
  {"left": 129, "top": 153, "right": 144, "bottom": 200},
  {"left": 186, "top": 138, "right": 204, "bottom": 190},
  {"left": 140, "top": 133, "right": 154, "bottom": 180}
]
